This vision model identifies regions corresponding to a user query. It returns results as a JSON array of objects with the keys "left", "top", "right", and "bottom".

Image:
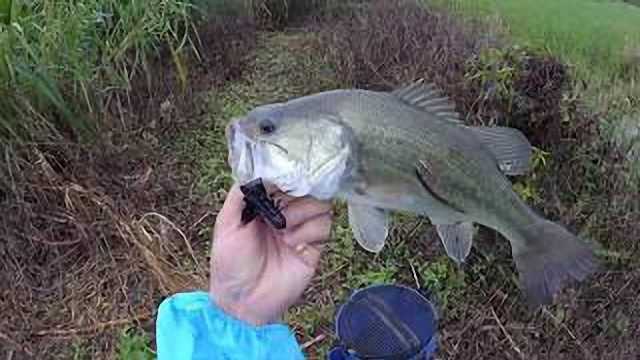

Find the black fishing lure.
[{"left": 239, "top": 178, "right": 287, "bottom": 230}]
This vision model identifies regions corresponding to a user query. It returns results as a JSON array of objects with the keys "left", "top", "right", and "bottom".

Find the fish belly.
[{"left": 340, "top": 179, "right": 468, "bottom": 225}]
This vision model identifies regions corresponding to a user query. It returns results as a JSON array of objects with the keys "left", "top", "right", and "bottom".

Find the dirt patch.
[{"left": 0, "top": 16, "right": 256, "bottom": 359}]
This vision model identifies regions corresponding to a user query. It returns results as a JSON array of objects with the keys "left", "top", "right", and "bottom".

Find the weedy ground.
[
  {"left": 1, "top": 0, "right": 639, "bottom": 359},
  {"left": 427, "top": 0, "right": 640, "bottom": 164},
  {"left": 183, "top": 32, "right": 472, "bottom": 358},
  {"left": 0, "top": 9, "right": 258, "bottom": 359},
  {"left": 181, "top": 2, "right": 640, "bottom": 357}
]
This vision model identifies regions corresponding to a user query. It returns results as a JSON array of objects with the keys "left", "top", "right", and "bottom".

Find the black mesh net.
[{"left": 334, "top": 285, "right": 438, "bottom": 359}]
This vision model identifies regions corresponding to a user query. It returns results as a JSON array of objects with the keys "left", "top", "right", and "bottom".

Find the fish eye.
[{"left": 259, "top": 119, "right": 277, "bottom": 135}]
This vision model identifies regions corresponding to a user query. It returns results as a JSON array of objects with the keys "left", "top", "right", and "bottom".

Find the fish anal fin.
[{"left": 436, "top": 222, "right": 475, "bottom": 264}]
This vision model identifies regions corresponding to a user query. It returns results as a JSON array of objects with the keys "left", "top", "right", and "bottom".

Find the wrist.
[{"left": 209, "top": 289, "right": 280, "bottom": 327}]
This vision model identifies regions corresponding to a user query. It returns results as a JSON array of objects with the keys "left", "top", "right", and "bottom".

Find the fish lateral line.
[{"left": 414, "top": 166, "right": 466, "bottom": 214}]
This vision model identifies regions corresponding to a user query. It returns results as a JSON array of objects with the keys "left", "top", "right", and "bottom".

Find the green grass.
[
  {"left": 431, "top": 0, "right": 640, "bottom": 80},
  {"left": 419, "top": 256, "right": 466, "bottom": 307},
  {"left": 116, "top": 327, "right": 155, "bottom": 360},
  {"left": 0, "top": 0, "right": 195, "bottom": 142}
]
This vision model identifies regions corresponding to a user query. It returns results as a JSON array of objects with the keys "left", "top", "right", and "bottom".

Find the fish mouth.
[
  {"left": 226, "top": 120, "right": 309, "bottom": 195},
  {"left": 227, "top": 121, "right": 255, "bottom": 182},
  {"left": 242, "top": 141, "right": 254, "bottom": 179}
]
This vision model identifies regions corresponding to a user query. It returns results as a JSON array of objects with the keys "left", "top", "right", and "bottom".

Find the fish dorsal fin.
[
  {"left": 468, "top": 126, "right": 533, "bottom": 176},
  {"left": 392, "top": 79, "right": 464, "bottom": 124}
]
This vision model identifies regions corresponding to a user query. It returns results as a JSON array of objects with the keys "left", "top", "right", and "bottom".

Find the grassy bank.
[
  {"left": 428, "top": 0, "right": 640, "bottom": 126},
  {"left": 1, "top": 0, "right": 639, "bottom": 358},
  {"left": 427, "top": 0, "right": 640, "bottom": 186},
  {"left": 0, "top": 0, "right": 348, "bottom": 144},
  {"left": 0, "top": 1, "right": 259, "bottom": 358},
  {"left": 0, "top": 0, "right": 195, "bottom": 143},
  {"left": 430, "top": 0, "right": 640, "bottom": 80}
]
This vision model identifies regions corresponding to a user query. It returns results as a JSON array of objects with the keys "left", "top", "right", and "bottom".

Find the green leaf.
[
  {"left": 14, "top": 63, "right": 95, "bottom": 138},
  {"left": 170, "top": 41, "right": 188, "bottom": 94},
  {"left": 0, "top": 30, "right": 10, "bottom": 82},
  {"left": 0, "top": 0, "right": 11, "bottom": 25}
]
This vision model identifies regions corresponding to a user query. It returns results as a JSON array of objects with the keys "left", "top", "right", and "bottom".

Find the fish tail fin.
[{"left": 512, "top": 219, "right": 599, "bottom": 307}]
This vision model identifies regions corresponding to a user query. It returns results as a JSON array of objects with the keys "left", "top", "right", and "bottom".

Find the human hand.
[{"left": 209, "top": 184, "right": 333, "bottom": 326}]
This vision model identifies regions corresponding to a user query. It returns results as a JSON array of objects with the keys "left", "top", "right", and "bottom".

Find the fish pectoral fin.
[
  {"left": 391, "top": 79, "right": 464, "bottom": 124},
  {"left": 468, "top": 126, "right": 533, "bottom": 176},
  {"left": 348, "top": 202, "right": 390, "bottom": 253},
  {"left": 436, "top": 222, "right": 475, "bottom": 264},
  {"left": 415, "top": 159, "right": 466, "bottom": 214}
]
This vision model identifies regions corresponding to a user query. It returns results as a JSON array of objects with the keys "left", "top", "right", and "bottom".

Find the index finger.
[
  {"left": 215, "top": 183, "right": 246, "bottom": 227},
  {"left": 280, "top": 196, "right": 332, "bottom": 228}
]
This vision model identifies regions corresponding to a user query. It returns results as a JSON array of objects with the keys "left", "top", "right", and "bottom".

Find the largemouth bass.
[{"left": 225, "top": 80, "right": 598, "bottom": 306}]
